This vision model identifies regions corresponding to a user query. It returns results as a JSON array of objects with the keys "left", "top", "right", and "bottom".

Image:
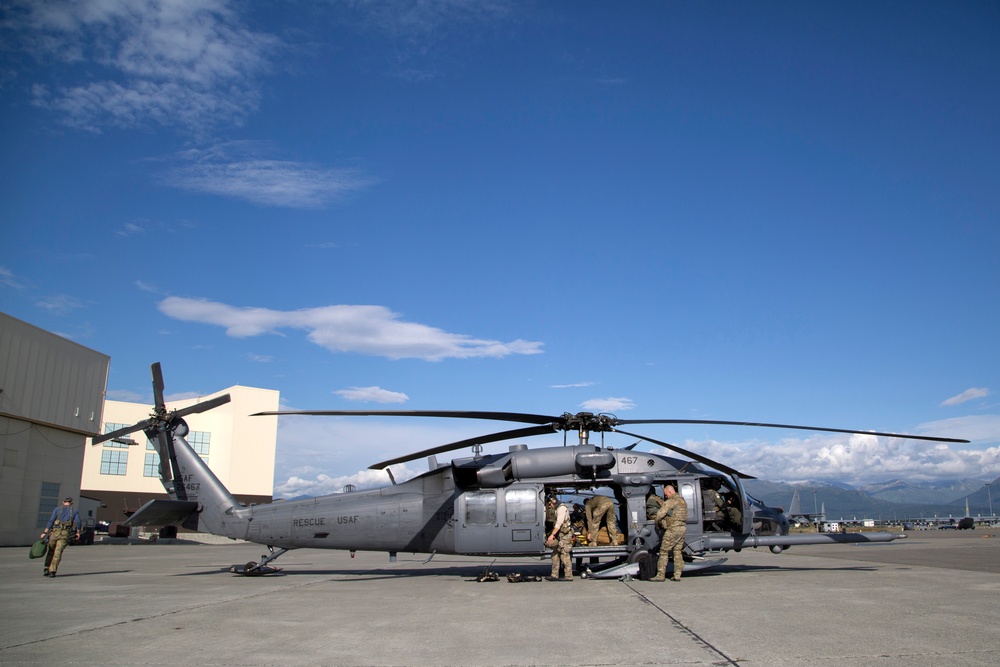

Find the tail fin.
[{"left": 161, "top": 417, "right": 248, "bottom": 537}]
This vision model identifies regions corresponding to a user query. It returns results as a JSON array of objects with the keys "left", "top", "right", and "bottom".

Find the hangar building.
[
  {"left": 0, "top": 312, "right": 110, "bottom": 546},
  {"left": 1, "top": 311, "right": 282, "bottom": 542}
]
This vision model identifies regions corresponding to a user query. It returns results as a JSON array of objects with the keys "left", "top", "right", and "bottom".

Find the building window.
[
  {"left": 102, "top": 423, "right": 133, "bottom": 448},
  {"left": 188, "top": 430, "right": 211, "bottom": 461},
  {"left": 142, "top": 429, "right": 210, "bottom": 473},
  {"left": 37, "top": 481, "right": 61, "bottom": 528},
  {"left": 100, "top": 450, "right": 128, "bottom": 475},
  {"left": 144, "top": 452, "right": 160, "bottom": 477}
]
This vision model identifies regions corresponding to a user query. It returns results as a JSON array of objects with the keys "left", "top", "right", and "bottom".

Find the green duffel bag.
[{"left": 29, "top": 539, "right": 47, "bottom": 559}]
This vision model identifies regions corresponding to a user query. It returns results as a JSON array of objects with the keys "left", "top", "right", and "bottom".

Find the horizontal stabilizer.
[{"left": 124, "top": 499, "right": 199, "bottom": 528}]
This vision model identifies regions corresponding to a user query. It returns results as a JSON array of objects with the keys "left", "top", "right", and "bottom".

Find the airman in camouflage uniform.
[
  {"left": 646, "top": 487, "right": 664, "bottom": 519},
  {"left": 651, "top": 485, "right": 687, "bottom": 582},
  {"left": 584, "top": 495, "right": 621, "bottom": 546},
  {"left": 702, "top": 478, "right": 726, "bottom": 529},
  {"left": 546, "top": 497, "right": 573, "bottom": 581}
]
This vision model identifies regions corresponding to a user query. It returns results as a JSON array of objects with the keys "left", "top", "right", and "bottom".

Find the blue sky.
[{"left": 2, "top": 1, "right": 998, "bottom": 497}]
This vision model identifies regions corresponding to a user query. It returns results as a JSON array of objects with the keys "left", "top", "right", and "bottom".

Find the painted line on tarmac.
[{"left": 625, "top": 580, "right": 741, "bottom": 667}]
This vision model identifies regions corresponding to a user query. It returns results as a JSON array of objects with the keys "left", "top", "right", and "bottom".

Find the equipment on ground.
[{"left": 92, "top": 363, "right": 969, "bottom": 578}]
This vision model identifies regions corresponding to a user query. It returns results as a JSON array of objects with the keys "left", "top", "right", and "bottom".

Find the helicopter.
[{"left": 93, "top": 363, "right": 970, "bottom": 578}]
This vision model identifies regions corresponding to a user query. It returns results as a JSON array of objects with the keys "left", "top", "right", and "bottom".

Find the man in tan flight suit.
[
  {"left": 546, "top": 496, "right": 573, "bottom": 581},
  {"left": 651, "top": 484, "right": 687, "bottom": 582},
  {"left": 584, "top": 495, "right": 621, "bottom": 546},
  {"left": 40, "top": 497, "right": 81, "bottom": 578}
]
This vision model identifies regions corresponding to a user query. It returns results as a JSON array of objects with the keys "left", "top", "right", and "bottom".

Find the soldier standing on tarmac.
[
  {"left": 651, "top": 485, "right": 687, "bottom": 582},
  {"left": 40, "top": 497, "right": 81, "bottom": 578},
  {"left": 545, "top": 496, "right": 573, "bottom": 581}
]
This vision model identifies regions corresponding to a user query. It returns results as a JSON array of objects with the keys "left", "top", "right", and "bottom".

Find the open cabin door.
[
  {"left": 730, "top": 475, "right": 754, "bottom": 534},
  {"left": 455, "top": 485, "right": 543, "bottom": 554}
]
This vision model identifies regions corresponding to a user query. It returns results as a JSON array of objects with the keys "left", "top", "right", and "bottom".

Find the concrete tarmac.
[{"left": 1, "top": 530, "right": 998, "bottom": 666}]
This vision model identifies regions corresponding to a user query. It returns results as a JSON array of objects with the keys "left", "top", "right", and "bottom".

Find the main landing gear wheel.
[
  {"left": 627, "top": 549, "right": 657, "bottom": 580},
  {"left": 228, "top": 560, "right": 282, "bottom": 576}
]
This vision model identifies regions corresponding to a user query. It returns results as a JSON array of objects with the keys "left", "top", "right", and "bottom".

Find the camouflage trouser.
[
  {"left": 588, "top": 505, "right": 621, "bottom": 545},
  {"left": 550, "top": 530, "right": 573, "bottom": 579},
  {"left": 44, "top": 526, "right": 73, "bottom": 574},
  {"left": 655, "top": 527, "right": 686, "bottom": 580}
]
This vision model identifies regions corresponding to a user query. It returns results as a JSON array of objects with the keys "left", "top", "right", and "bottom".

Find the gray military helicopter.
[{"left": 93, "top": 363, "right": 970, "bottom": 578}]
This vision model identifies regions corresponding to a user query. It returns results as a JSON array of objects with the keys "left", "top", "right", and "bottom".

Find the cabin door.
[{"left": 455, "top": 487, "right": 542, "bottom": 554}]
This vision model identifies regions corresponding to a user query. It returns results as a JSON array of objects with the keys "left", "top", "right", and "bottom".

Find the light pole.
[{"left": 987, "top": 482, "right": 993, "bottom": 518}]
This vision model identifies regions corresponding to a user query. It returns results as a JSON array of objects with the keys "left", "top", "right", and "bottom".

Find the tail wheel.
[{"left": 245, "top": 561, "right": 258, "bottom": 573}]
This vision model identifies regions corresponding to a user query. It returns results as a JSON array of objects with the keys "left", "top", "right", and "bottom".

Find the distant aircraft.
[{"left": 786, "top": 489, "right": 826, "bottom": 526}]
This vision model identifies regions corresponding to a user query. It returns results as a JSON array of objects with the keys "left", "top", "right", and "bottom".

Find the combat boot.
[{"left": 649, "top": 574, "right": 666, "bottom": 581}]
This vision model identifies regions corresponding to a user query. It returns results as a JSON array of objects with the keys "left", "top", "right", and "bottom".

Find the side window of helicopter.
[
  {"left": 505, "top": 488, "right": 537, "bottom": 524},
  {"left": 465, "top": 490, "right": 497, "bottom": 525},
  {"left": 680, "top": 482, "right": 697, "bottom": 524}
]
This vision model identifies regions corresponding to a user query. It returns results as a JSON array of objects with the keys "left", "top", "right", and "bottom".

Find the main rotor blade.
[
  {"left": 173, "top": 394, "right": 231, "bottom": 418},
  {"left": 613, "top": 427, "right": 755, "bottom": 480},
  {"left": 157, "top": 431, "right": 173, "bottom": 484},
  {"left": 253, "top": 409, "right": 562, "bottom": 425},
  {"left": 151, "top": 362, "right": 166, "bottom": 412},
  {"left": 368, "top": 424, "right": 558, "bottom": 470},
  {"left": 91, "top": 419, "right": 154, "bottom": 446},
  {"left": 614, "top": 419, "right": 970, "bottom": 444}
]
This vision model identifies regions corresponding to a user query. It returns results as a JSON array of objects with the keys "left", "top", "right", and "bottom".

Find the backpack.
[{"left": 29, "top": 539, "right": 47, "bottom": 559}]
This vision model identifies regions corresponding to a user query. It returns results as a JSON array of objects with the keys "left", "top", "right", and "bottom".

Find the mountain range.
[{"left": 743, "top": 477, "right": 999, "bottom": 521}]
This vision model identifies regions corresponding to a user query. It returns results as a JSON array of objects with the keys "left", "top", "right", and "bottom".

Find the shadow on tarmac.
[
  {"left": 39, "top": 570, "right": 132, "bottom": 578},
  {"left": 169, "top": 560, "right": 878, "bottom": 580}
]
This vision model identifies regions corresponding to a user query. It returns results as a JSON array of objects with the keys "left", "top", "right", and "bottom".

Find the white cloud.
[
  {"left": 106, "top": 388, "right": 145, "bottom": 402},
  {"left": 134, "top": 280, "right": 161, "bottom": 293},
  {"left": 335, "top": 386, "right": 409, "bottom": 404},
  {"left": 688, "top": 424, "right": 1000, "bottom": 485},
  {"left": 551, "top": 381, "right": 595, "bottom": 389},
  {"left": 0, "top": 266, "right": 25, "bottom": 289},
  {"left": 164, "top": 142, "right": 376, "bottom": 208},
  {"left": 116, "top": 222, "right": 146, "bottom": 237},
  {"left": 267, "top": 414, "right": 500, "bottom": 496},
  {"left": 580, "top": 397, "right": 635, "bottom": 413},
  {"left": 274, "top": 465, "right": 417, "bottom": 498},
  {"left": 915, "top": 414, "right": 1000, "bottom": 443},
  {"left": 36, "top": 294, "right": 84, "bottom": 314},
  {"left": 158, "top": 295, "right": 544, "bottom": 361},
  {"left": 942, "top": 388, "right": 990, "bottom": 407},
  {"left": 265, "top": 408, "right": 1000, "bottom": 494},
  {"left": 344, "top": 0, "right": 514, "bottom": 41},
  {"left": 7, "top": 0, "right": 279, "bottom": 133},
  {"left": 246, "top": 353, "right": 274, "bottom": 363}
]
